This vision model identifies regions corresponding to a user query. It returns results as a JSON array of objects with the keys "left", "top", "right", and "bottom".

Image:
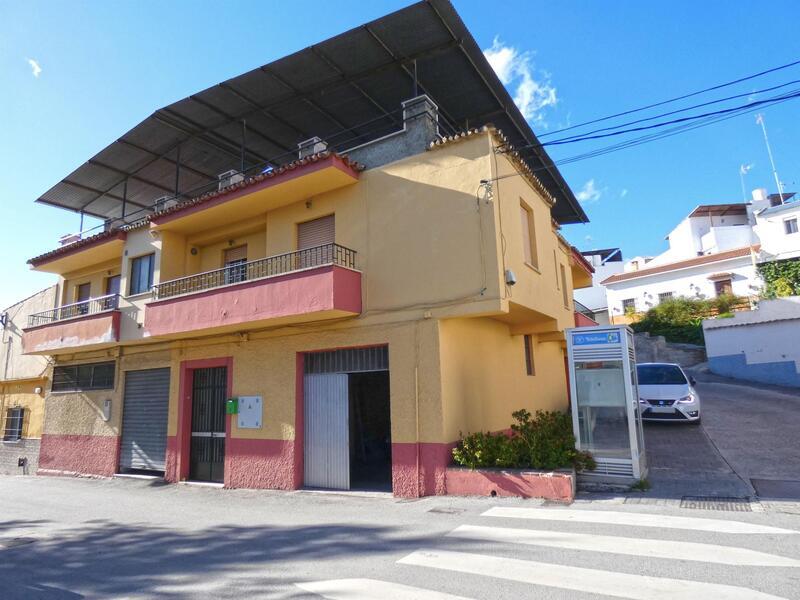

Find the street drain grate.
[{"left": 680, "top": 496, "right": 753, "bottom": 512}]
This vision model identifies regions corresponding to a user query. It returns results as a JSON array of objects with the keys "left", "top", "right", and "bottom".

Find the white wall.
[
  {"left": 1, "top": 287, "right": 57, "bottom": 381},
  {"left": 574, "top": 258, "right": 623, "bottom": 314},
  {"left": 703, "top": 297, "right": 800, "bottom": 387},
  {"left": 755, "top": 204, "right": 800, "bottom": 260},
  {"left": 605, "top": 256, "right": 758, "bottom": 318}
]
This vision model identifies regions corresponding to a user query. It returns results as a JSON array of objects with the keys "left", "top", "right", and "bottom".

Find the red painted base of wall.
[
  {"left": 445, "top": 467, "right": 575, "bottom": 502},
  {"left": 225, "top": 438, "right": 297, "bottom": 490},
  {"left": 164, "top": 435, "right": 179, "bottom": 483},
  {"left": 391, "top": 442, "right": 456, "bottom": 498},
  {"left": 38, "top": 434, "right": 120, "bottom": 477}
]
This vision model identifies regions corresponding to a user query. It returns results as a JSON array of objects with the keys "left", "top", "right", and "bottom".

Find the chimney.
[
  {"left": 401, "top": 95, "right": 439, "bottom": 144},
  {"left": 298, "top": 137, "right": 328, "bottom": 159},
  {"left": 751, "top": 187, "right": 771, "bottom": 213}
]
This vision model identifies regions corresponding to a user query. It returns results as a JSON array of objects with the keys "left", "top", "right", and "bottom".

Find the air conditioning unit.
[
  {"left": 153, "top": 196, "right": 179, "bottom": 212},
  {"left": 218, "top": 169, "right": 245, "bottom": 190},
  {"left": 298, "top": 137, "right": 328, "bottom": 159},
  {"left": 59, "top": 233, "right": 81, "bottom": 246}
]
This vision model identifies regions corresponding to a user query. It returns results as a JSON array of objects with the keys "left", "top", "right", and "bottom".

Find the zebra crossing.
[{"left": 296, "top": 505, "right": 799, "bottom": 599}]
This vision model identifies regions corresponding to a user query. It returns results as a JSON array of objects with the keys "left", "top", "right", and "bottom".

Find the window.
[
  {"left": 658, "top": 291, "right": 674, "bottom": 303},
  {"left": 622, "top": 298, "right": 636, "bottom": 313},
  {"left": 130, "top": 254, "right": 155, "bottom": 295},
  {"left": 105, "top": 274, "right": 121, "bottom": 296},
  {"left": 785, "top": 218, "right": 798, "bottom": 235},
  {"left": 560, "top": 264, "right": 569, "bottom": 307},
  {"left": 637, "top": 364, "right": 688, "bottom": 385},
  {"left": 3, "top": 408, "right": 24, "bottom": 441},
  {"left": 520, "top": 202, "right": 538, "bottom": 268},
  {"left": 52, "top": 362, "right": 115, "bottom": 392},
  {"left": 298, "top": 215, "right": 335, "bottom": 268},
  {"left": 524, "top": 334, "right": 535, "bottom": 376}
]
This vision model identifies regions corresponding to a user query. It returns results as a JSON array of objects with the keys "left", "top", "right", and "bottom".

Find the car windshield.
[{"left": 637, "top": 364, "right": 687, "bottom": 385}]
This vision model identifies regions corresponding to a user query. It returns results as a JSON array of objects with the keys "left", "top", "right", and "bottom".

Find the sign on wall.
[{"left": 237, "top": 396, "right": 263, "bottom": 429}]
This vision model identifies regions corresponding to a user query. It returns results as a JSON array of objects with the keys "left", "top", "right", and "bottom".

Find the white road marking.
[
  {"left": 399, "top": 549, "right": 788, "bottom": 600},
  {"left": 448, "top": 524, "right": 800, "bottom": 567},
  {"left": 483, "top": 507, "right": 798, "bottom": 535},
  {"left": 295, "top": 578, "right": 473, "bottom": 599}
]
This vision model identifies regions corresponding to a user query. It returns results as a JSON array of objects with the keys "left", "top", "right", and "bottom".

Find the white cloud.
[
  {"left": 620, "top": 188, "right": 629, "bottom": 198},
  {"left": 27, "top": 58, "right": 42, "bottom": 78},
  {"left": 483, "top": 37, "right": 557, "bottom": 125},
  {"left": 576, "top": 179, "right": 602, "bottom": 204}
]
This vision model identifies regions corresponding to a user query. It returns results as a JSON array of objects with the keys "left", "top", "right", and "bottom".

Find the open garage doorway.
[
  {"left": 349, "top": 371, "right": 391, "bottom": 491},
  {"left": 303, "top": 346, "right": 391, "bottom": 492}
]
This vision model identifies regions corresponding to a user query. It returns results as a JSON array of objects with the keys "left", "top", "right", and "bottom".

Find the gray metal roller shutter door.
[
  {"left": 304, "top": 373, "right": 349, "bottom": 490},
  {"left": 120, "top": 368, "right": 171, "bottom": 472}
]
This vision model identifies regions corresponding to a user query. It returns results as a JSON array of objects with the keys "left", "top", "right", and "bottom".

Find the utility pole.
[{"left": 756, "top": 113, "right": 784, "bottom": 200}]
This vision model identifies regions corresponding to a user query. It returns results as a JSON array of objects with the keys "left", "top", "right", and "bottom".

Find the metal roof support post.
[
  {"left": 413, "top": 59, "right": 418, "bottom": 97},
  {"left": 174, "top": 146, "right": 181, "bottom": 199},
  {"left": 241, "top": 120, "right": 247, "bottom": 173},
  {"left": 121, "top": 178, "right": 128, "bottom": 219},
  {"left": 79, "top": 211, "right": 84, "bottom": 237}
]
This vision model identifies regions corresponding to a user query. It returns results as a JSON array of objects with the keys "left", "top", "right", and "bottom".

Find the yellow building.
[
  {"left": 1, "top": 286, "right": 57, "bottom": 475},
  {"left": 22, "top": 2, "right": 593, "bottom": 496}
]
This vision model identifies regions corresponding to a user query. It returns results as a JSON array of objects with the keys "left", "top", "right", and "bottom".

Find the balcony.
[
  {"left": 145, "top": 243, "right": 362, "bottom": 338},
  {"left": 23, "top": 294, "right": 121, "bottom": 355}
]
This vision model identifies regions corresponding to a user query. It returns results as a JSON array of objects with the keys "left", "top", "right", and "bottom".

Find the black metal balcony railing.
[
  {"left": 27, "top": 293, "right": 120, "bottom": 328},
  {"left": 153, "top": 243, "right": 357, "bottom": 301}
]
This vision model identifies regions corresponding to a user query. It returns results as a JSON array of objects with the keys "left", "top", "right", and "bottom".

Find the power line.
[
  {"left": 540, "top": 78, "right": 800, "bottom": 144},
  {"left": 509, "top": 88, "right": 800, "bottom": 150},
  {"left": 538, "top": 57, "right": 800, "bottom": 138}
]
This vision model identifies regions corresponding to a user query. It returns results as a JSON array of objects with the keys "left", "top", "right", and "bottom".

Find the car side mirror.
[{"left": 689, "top": 377, "right": 697, "bottom": 386}]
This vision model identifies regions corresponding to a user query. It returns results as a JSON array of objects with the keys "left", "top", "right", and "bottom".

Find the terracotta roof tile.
[
  {"left": 602, "top": 245, "right": 759, "bottom": 285},
  {"left": 29, "top": 151, "right": 362, "bottom": 263},
  {"left": 28, "top": 230, "right": 126, "bottom": 267}
]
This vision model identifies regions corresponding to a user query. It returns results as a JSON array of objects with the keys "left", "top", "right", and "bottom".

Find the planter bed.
[{"left": 445, "top": 466, "right": 576, "bottom": 503}]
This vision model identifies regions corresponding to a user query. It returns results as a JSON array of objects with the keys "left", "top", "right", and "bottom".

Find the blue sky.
[{"left": 2, "top": 0, "right": 799, "bottom": 309}]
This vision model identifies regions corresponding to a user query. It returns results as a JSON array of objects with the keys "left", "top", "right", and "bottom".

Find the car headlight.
[{"left": 677, "top": 394, "right": 695, "bottom": 404}]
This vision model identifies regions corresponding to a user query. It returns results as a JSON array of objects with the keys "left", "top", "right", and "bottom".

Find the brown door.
[
  {"left": 76, "top": 283, "right": 91, "bottom": 315},
  {"left": 714, "top": 279, "right": 733, "bottom": 297},
  {"left": 105, "top": 275, "right": 120, "bottom": 296},
  {"left": 224, "top": 245, "right": 247, "bottom": 284}
]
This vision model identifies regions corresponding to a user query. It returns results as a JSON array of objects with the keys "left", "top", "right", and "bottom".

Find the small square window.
[
  {"left": 784, "top": 218, "right": 798, "bottom": 235},
  {"left": 622, "top": 298, "right": 636, "bottom": 313}
]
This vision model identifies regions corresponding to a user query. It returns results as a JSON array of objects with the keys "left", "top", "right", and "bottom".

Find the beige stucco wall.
[
  {"left": 438, "top": 316, "right": 569, "bottom": 441},
  {"left": 61, "top": 259, "right": 120, "bottom": 305},
  {"left": 0, "top": 379, "right": 47, "bottom": 439}
]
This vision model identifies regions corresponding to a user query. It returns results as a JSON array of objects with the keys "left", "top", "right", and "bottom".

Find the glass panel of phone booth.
[{"left": 574, "top": 360, "right": 631, "bottom": 459}]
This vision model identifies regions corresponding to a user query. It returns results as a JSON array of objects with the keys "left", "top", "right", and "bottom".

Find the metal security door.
[
  {"left": 190, "top": 367, "right": 227, "bottom": 482},
  {"left": 120, "top": 368, "right": 170, "bottom": 472},
  {"left": 304, "top": 373, "right": 349, "bottom": 489}
]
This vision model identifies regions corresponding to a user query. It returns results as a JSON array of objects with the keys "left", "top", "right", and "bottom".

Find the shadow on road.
[{"left": 0, "top": 518, "right": 464, "bottom": 599}]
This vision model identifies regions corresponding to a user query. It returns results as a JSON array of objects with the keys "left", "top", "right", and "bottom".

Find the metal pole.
[
  {"left": 241, "top": 120, "right": 247, "bottom": 173},
  {"left": 79, "top": 211, "right": 84, "bottom": 236},
  {"left": 413, "top": 59, "right": 418, "bottom": 97},
  {"left": 756, "top": 113, "right": 784, "bottom": 200},
  {"left": 174, "top": 145, "right": 181, "bottom": 198},
  {"left": 121, "top": 178, "right": 128, "bottom": 219}
]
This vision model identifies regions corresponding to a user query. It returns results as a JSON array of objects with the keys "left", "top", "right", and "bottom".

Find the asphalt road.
[
  {"left": 2, "top": 373, "right": 800, "bottom": 599},
  {"left": 642, "top": 368, "right": 800, "bottom": 501}
]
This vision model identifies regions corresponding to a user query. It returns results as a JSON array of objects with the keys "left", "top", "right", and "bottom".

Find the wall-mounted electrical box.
[{"left": 237, "top": 396, "right": 263, "bottom": 429}]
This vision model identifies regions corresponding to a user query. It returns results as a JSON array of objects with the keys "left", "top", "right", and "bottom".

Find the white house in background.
[
  {"left": 574, "top": 248, "right": 625, "bottom": 324},
  {"left": 602, "top": 187, "right": 800, "bottom": 322}
]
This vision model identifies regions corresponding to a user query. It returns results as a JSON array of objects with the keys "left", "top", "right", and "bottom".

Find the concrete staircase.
[{"left": 634, "top": 332, "right": 706, "bottom": 367}]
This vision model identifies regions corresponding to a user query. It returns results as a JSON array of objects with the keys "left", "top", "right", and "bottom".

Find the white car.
[{"left": 636, "top": 362, "right": 701, "bottom": 423}]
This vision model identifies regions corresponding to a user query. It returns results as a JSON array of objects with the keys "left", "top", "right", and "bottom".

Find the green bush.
[
  {"left": 758, "top": 258, "right": 800, "bottom": 298},
  {"left": 631, "top": 295, "right": 746, "bottom": 345},
  {"left": 451, "top": 409, "right": 595, "bottom": 472}
]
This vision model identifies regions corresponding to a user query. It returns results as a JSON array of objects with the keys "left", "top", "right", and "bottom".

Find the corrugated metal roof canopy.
[{"left": 37, "top": 0, "right": 587, "bottom": 224}]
